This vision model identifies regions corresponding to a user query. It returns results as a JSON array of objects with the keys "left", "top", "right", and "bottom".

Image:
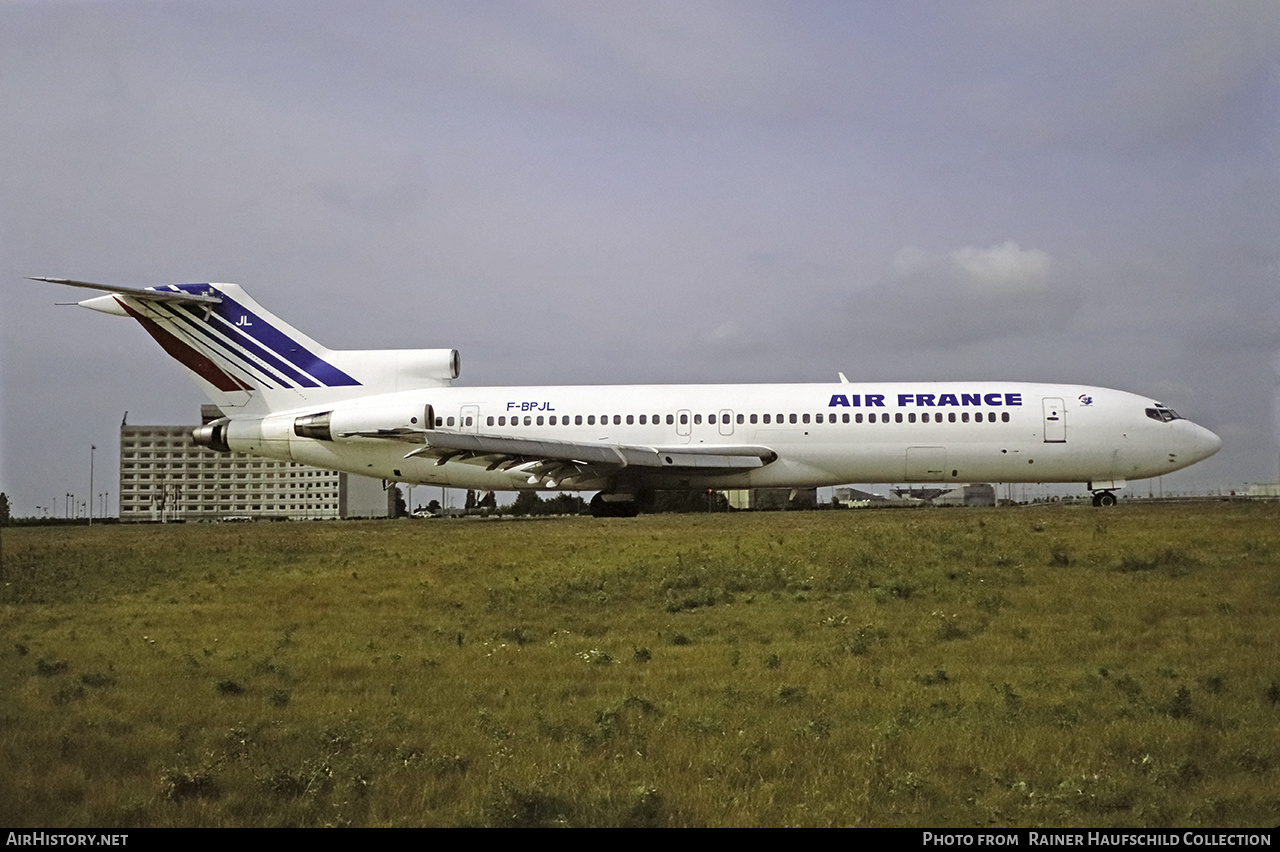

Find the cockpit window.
[{"left": 1145, "top": 405, "right": 1182, "bottom": 423}]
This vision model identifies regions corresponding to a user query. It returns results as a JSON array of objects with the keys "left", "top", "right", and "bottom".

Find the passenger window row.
[{"left": 458, "top": 410, "right": 1013, "bottom": 428}]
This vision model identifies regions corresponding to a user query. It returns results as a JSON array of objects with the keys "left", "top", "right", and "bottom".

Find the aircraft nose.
[{"left": 1188, "top": 423, "right": 1223, "bottom": 462}]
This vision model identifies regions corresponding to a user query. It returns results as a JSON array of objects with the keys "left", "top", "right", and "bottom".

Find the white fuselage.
[{"left": 224, "top": 381, "right": 1222, "bottom": 492}]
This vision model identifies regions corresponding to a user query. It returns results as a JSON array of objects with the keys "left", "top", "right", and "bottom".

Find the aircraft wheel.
[
  {"left": 1097, "top": 492, "right": 1117, "bottom": 507},
  {"left": 590, "top": 492, "right": 640, "bottom": 518},
  {"left": 1091, "top": 494, "right": 1102, "bottom": 507}
]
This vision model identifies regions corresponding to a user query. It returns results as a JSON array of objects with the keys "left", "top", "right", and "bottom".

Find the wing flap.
[{"left": 400, "top": 430, "right": 775, "bottom": 472}]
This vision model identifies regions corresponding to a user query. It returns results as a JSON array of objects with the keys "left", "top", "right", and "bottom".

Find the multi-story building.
[{"left": 118, "top": 406, "right": 395, "bottom": 522}]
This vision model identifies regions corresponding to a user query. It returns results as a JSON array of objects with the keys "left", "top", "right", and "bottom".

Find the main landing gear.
[
  {"left": 589, "top": 488, "right": 654, "bottom": 518},
  {"left": 1091, "top": 491, "right": 1117, "bottom": 507},
  {"left": 590, "top": 492, "right": 640, "bottom": 518}
]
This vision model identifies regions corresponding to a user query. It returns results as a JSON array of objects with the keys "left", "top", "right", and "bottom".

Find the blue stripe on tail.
[{"left": 167, "top": 284, "right": 361, "bottom": 388}]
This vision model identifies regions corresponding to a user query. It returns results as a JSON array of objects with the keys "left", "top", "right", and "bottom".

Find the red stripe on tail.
[{"left": 120, "top": 300, "right": 252, "bottom": 393}]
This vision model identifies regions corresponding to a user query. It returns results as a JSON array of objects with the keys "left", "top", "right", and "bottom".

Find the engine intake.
[
  {"left": 293, "top": 403, "right": 434, "bottom": 442},
  {"left": 192, "top": 419, "right": 231, "bottom": 452},
  {"left": 293, "top": 411, "right": 333, "bottom": 441}
]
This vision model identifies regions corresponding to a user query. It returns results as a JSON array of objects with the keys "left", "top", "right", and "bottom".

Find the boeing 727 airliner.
[{"left": 35, "top": 278, "right": 1222, "bottom": 515}]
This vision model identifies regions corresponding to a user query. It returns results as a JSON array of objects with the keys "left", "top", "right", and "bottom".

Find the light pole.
[{"left": 89, "top": 445, "right": 96, "bottom": 526}]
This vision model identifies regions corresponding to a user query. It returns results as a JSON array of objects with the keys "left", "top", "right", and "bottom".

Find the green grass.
[{"left": 2, "top": 502, "right": 1278, "bottom": 826}]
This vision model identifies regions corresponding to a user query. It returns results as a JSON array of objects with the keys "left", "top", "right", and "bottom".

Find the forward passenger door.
[{"left": 1042, "top": 398, "right": 1066, "bottom": 443}]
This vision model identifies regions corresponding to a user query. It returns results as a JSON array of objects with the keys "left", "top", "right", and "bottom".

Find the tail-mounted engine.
[
  {"left": 192, "top": 400, "right": 435, "bottom": 458},
  {"left": 293, "top": 402, "right": 434, "bottom": 442},
  {"left": 192, "top": 418, "right": 231, "bottom": 452}
]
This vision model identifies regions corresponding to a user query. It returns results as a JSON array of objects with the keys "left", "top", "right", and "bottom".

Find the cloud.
[
  {"left": 833, "top": 241, "right": 1074, "bottom": 351},
  {"left": 893, "top": 241, "right": 1053, "bottom": 295},
  {"left": 546, "top": 0, "right": 806, "bottom": 117},
  {"left": 951, "top": 242, "right": 1051, "bottom": 295}
]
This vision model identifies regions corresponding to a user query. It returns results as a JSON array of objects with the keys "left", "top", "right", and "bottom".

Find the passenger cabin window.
[{"left": 487, "top": 416, "right": 494, "bottom": 426}]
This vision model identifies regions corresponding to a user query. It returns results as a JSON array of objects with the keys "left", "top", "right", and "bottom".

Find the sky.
[{"left": 2, "top": 0, "right": 1278, "bottom": 516}]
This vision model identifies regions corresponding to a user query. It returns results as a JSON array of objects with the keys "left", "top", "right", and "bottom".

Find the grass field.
[{"left": 2, "top": 502, "right": 1278, "bottom": 827}]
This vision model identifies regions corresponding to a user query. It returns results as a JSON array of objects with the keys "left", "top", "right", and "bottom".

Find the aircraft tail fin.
[{"left": 37, "top": 279, "right": 458, "bottom": 415}]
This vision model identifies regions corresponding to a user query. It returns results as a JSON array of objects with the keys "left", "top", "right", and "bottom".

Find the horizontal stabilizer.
[{"left": 29, "top": 277, "right": 223, "bottom": 305}]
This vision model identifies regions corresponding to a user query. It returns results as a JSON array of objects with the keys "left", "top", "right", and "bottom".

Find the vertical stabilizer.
[
  {"left": 92, "top": 283, "right": 359, "bottom": 415},
  {"left": 53, "top": 280, "right": 458, "bottom": 415}
]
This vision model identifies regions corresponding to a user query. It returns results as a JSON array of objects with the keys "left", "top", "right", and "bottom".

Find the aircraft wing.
[
  {"left": 29, "top": 277, "right": 223, "bottom": 306},
  {"left": 383, "top": 430, "right": 776, "bottom": 486}
]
